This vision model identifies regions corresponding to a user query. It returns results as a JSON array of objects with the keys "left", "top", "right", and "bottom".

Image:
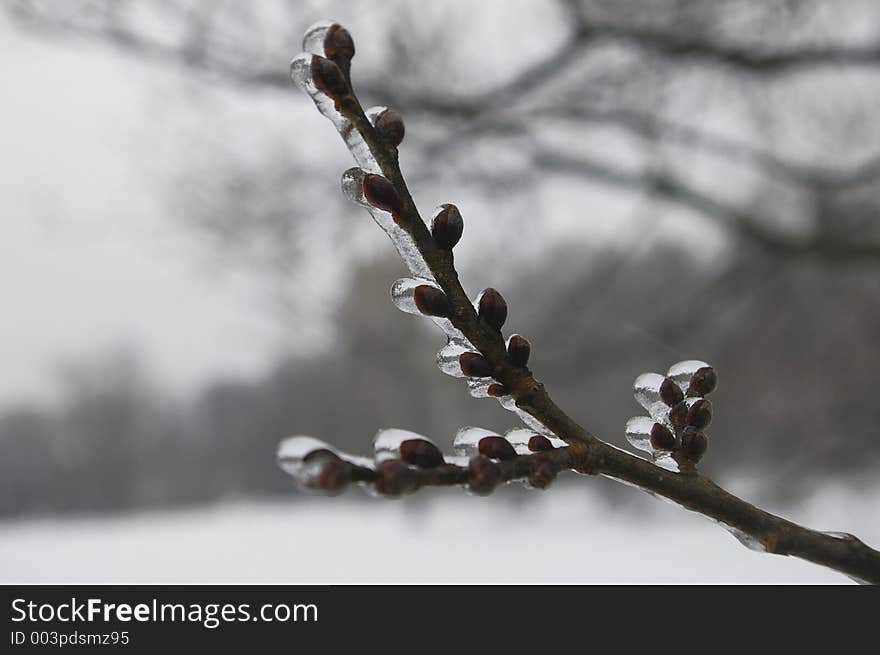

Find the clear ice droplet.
[
  {"left": 632, "top": 372, "right": 670, "bottom": 420},
  {"left": 467, "top": 378, "right": 492, "bottom": 398},
  {"left": 453, "top": 426, "right": 498, "bottom": 456},
  {"left": 302, "top": 19, "right": 336, "bottom": 54},
  {"left": 366, "top": 105, "right": 389, "bottom": 126},
  {"left": 340, "top": 169, "right": 434, "bottom": 280},
  {"left": 436, "top": 340, "right": 471, "bottom": 377},
  {"left": 373, "top": 428, "right": 432, "bottom": 463},
  {"left": 503, "top": 428, "right": 567, "bottom": 453},
  {"left": 667, "top": 360, "right": 710, "bottom": 391},
  {"left": 624, "top": 416, "right": 654, "bottom": 453},
  {"left": 390, "top": 277, "right": 441, "bottom": 315}
]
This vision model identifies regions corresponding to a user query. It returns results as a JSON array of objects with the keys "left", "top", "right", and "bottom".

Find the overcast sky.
[{"left": 0, "top": 13, "right": 303, "bottom": 409}]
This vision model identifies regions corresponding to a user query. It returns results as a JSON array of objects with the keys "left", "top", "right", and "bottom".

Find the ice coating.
[
  {"left": 390, "top": 277, "right": 464, "bottom": 340},
  {"left": 390, "top": 277, "right": 440, "bottom": 315},
  {"left": 290, "top": 53, "right": 377, "bottom": 172},
  {"left": 291, "top": 50, "right": 434, "bottom": 279},
  {"left": 373, "top": 428, "right": 431, "bottom": 463},
  {"left": 511, "top": 406, "right": 554, "bottom": 436},
  {"left": 504, "top": 428, "right": 566, "bottom": 455},
  {"left": 276, "top": 435, "right": 339, "bottom": 479},
  {"left": 302, "top": 20, "right": 337, "bottom": 55},
  {"left": 340, "top": 163, "right": 433, "bottom": 278},
  {"left": 666, "top": 360, "right": 710, "bottom": 391},
  {"left": 443, "top": 454, "right": 471, "bottom": 468},
  {"left": 467, "top": 378, "right": 493, "bottom": 398},
  {"left": 436, "top": 340, "right": 471, "bottom": 377},
  {"left": 632, "top": 372, "right": 669, "bottom": 420},
  {"left": 625, "top": 416, "right": 654, "bottom": 453},
  {"left": 453, "top": 427, "right": 499, "bottom": 456},
  {"left": 276, "top": 435, "right": 374, "bottom": 476},
  {"left": 341, "top": 169, "right": 433, "bottom": 279},
  {"left": 724, "top": 525, "right": 767, "bottom": 552},
  {"left": 653, "top": 452, "right": 678, "bottom": 472},
  {"left": 365, "top": 105, "right": 389, "bottom": 126},
  {"left": 293, "top": 24, "right": 559, "bottom": 439}
]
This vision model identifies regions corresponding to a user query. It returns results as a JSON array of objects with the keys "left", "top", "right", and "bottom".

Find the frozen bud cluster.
[
  {"left": 277, "top": 436, "right": 359, "bottom": 495},
  {"left": 625, "top": 360, "right": 718, "bottom": 469}
]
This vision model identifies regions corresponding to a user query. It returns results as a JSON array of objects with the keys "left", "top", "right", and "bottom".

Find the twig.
[{"left": 297, "top": 23, "right": 880, "bottom": 583}]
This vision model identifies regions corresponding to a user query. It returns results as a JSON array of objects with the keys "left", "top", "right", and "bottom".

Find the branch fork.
[{"left": 283, "top": 20, "right": 880, "bottom": 584}]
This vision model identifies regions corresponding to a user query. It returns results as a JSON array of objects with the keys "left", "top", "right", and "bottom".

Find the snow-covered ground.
[{"left": 1, "top": 480, "right": 876, "bottom": 584}]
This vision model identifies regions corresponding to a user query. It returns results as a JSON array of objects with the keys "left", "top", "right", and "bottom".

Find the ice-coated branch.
[
  {"left": 285, "top": 21, "right": 880, "bottom": 584},
  {"left": 278, "top": 430, "right": 586, "bottom": 497}
]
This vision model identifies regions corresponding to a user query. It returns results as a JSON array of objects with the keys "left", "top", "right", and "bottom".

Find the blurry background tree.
[{"left": 2, "top": 0, "right": 879, "bottom": 517}]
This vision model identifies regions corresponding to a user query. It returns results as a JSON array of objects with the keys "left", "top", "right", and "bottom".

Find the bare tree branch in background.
[{"left": 8, "top": 0, "right": 880, "bottom": 263}]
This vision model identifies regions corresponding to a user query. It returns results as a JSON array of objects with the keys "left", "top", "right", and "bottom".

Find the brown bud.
[
  {"left": 527, "top": 458, "right": 557, "bottom": 489},
  {"left": 413, "top": 285, "right": 451, "bottom": 317},
  {"left": 362, "top": 173, "right": 401, "bottom": 214},
  {"left": 506, "top": 334, "right": 531, "bottom": 367},
  {"left": 375, "top": 108, "right": 405, "bottom": 147},
  {"left": 670, "top": 401, "right": 688, "bottom": 432},
  {"left": 399, "top": 438, "right": 444, "bottom": 468},
  {"left": 324, "top": 24, "right": 355, "bottom": 60},
  {"left": 300, "top": 450, "right": 352, "bottom": 494},
  {"left": 680, "top": 427, "right": 708, "bottom": 462},
  {"left": 431, "top": 204, "right": 464, "bottom": 250},
  {"left": 310, "top": 55, "right": 348, "bottom": 100},
  {"left": 659, "top": 377, "right": 684, "bottom": 407},
  {"left": 688, "top": 366, "right": 717, "bottom": 397},
  {"left": 374, "top": 460, "right": 418, "bottom": 497},
  {"left": 478, "top": 436, "right": 518, "bottom": 461},
  {"left": 649, "top": 423, "right": 676, "bottom": 451},
  {"left": 459, "top": 352, "right": 493, "bottom": 378},
  {"left": 686, "top": 399, "right": 713, "bottom": 430},
  {"left": 468, "top": 455, "right": 501, "bottom": 495},
  {"left": 487, "top": 383, "right": 509, "bottom": 397},
  {"left": 478, "top": 288, "right": 508, "bottom": 331},
  {"left": 527, "top": 435, "right": 554, "bottom": 452}
]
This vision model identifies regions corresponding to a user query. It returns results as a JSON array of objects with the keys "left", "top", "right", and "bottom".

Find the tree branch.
[
  {"left": 529, "top": 148, "right": 880, "bottom": 263},
  {"left": 288, "top": 22, "right": 880, "bottom": 584}
]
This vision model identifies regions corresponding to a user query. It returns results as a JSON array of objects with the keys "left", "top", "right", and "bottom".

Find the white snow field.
[{"left": 1, "top": 480, "right": 876, "bottom": 584}]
